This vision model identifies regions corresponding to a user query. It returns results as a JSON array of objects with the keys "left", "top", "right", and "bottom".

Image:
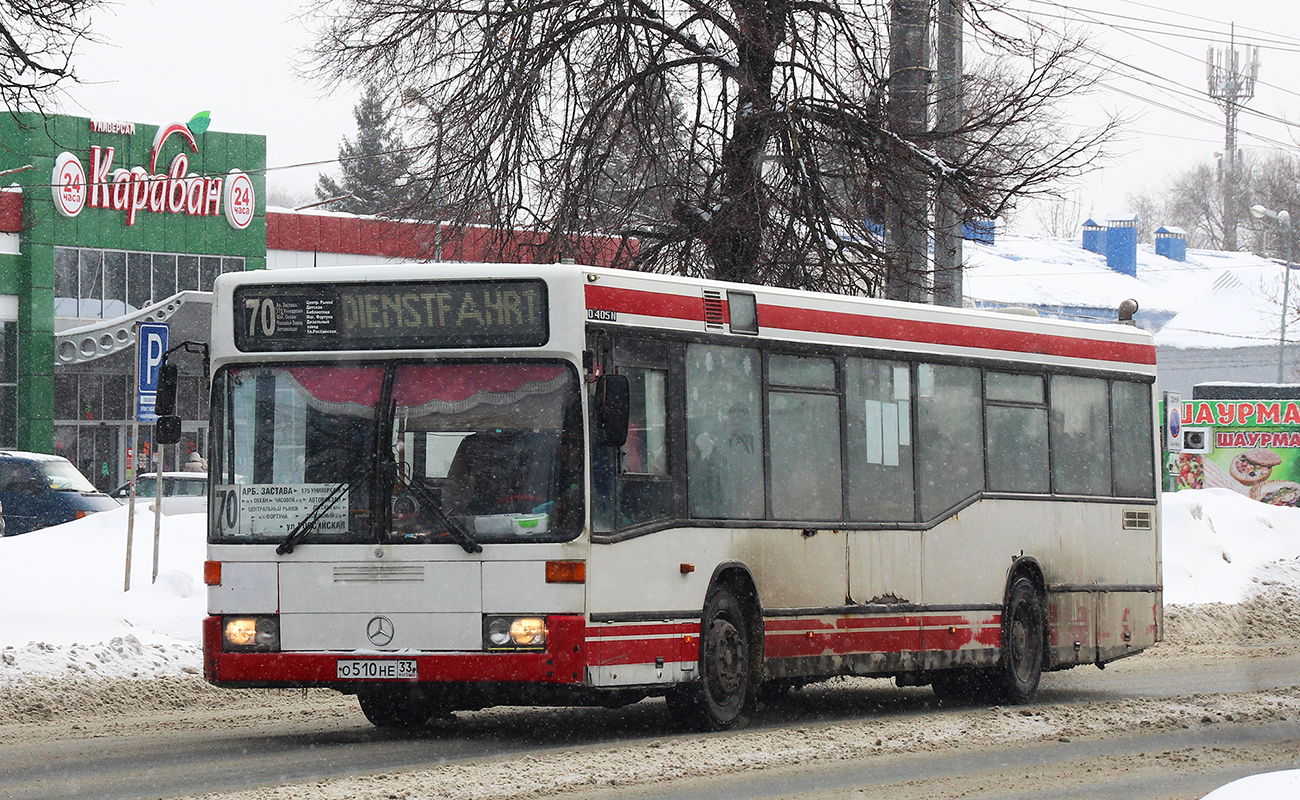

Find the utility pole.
[
  {"left": 932, "top": 0, "right": 963, "bottom": 308},
  {"left": 1207, "top": 25, "right": 1259, "bottom": 252},
  {"left": 885, "top": 0, "right": 931, "bottom": 303}
]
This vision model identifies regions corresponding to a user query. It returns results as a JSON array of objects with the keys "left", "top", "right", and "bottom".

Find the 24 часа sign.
[{"left": 1171, "top": 400, "right": 1300, "bottom": 506}]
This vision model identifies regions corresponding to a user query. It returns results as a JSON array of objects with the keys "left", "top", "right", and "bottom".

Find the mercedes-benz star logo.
[{"left": 366, "top": 616, "right": 394, "bottom": 647}]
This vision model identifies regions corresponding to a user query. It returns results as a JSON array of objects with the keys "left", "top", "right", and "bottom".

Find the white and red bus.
[{"left": 198, "top": 262, "right": 1161, "bottom": 729}]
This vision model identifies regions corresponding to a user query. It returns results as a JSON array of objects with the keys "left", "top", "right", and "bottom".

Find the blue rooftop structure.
[
  {"left": 1106, "top": 215, "right": 1139, "bottom": 277},
  {"left": 1082, "top": 218, "right": 1106, "bottom": 254},
  {"left": 1155, "top": 226, "right": 1188, "bottom": 262}
]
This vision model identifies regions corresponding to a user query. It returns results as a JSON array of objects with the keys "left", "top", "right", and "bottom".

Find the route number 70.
[{"left": 245, "top": 297, "right": 277, "bottom": 338}]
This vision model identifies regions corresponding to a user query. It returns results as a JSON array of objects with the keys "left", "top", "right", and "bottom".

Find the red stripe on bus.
[
  {"left": 586, "top": 622, "right": 701, "bottom": 667},
  {"left": 584, "top": 284, "right": 1155, "bottom": 366},
  {"left": 586, "top": 285, "right": 716, "bottom": 323},
  {"left": 764, "top": 624, "right": 1000, "bottom": 659},
  {"left": 586, "top": 621, "right": 698, "bottom": 639},
  {"left": 761, "top": 304, "right": 1156, "bottom": 365}
]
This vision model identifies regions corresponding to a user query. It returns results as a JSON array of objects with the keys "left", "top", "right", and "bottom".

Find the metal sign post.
[{"left": 153, "top": 440, "right": 164, "bottom": 583}]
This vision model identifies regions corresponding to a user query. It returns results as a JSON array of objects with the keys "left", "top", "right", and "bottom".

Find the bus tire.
[
  {"left": 668, "top": 585, "right": 754, "bottom": 731},
  {"left": 357, "top": 686, "right": 440, "bottom": 728},
  {"left": 994, "top": 575, "right": 1045, "bottom": 704},
  {"left": 929, "top": 669, "right": 990, "bottom": 702}
]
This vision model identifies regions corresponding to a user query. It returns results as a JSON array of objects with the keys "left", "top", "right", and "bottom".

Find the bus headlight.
[
  {"left": 223, "top": 616, "right": 280, "bottom": 652},
  {"left": 483, "top": 616, "right": 547, "bottom": 651}
]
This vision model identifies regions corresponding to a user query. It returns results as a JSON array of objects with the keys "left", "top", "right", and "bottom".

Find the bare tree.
[
  {"left": 308, "top": 0, "right": 1116, "bottom": 294},
  {"left": 1129, "top": 152, "right": 1300, "bottom": 256},
  {"left": 1031, "top": 191, "right": 1085, "bottom": 239},
  {"left": 0, "top": 1, "right": 99, "bottom": 111}
]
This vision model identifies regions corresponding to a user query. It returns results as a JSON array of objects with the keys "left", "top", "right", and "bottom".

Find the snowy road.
[{"left": 3, "top": 643, "right": 1299, "bottom": 800}]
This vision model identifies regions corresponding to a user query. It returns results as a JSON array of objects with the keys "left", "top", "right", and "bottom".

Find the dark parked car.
[{"left": 0, "top": 451, "right": 120, "bottom": 535}]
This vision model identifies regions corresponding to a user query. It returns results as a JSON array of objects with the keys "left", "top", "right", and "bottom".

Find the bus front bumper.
[{"left": 202, "top": 614, "right": 588, "bottom": 688}]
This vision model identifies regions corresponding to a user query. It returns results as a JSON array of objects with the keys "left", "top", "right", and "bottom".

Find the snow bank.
[
  {"left": 1162, "top": 489, "right": 1300, "bottom": 604},
  {"left": 1202, "top": 770, "right": 1300, "bottom": 799},
  {"left": 0, "top": 505, "right": 207, "bottom": 680},
  {"left": 1, "top": 489, "right": 1298, "bottom": 681}
]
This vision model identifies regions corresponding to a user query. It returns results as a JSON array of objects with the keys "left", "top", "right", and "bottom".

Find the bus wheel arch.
[{"left": 668, "top": 564, "right": 762, "bottom": 730}]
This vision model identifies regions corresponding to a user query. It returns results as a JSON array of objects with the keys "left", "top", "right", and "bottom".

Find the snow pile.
[
  {"left": 1, "top": 489, "right": 1298, "bottom": 682},
  {"left": 1203, "top": 770, "right": 1300, "bottom": 799},
  {"left": 1162, "top": 488, "right": 1300, "bottom": 604},
  {"left": 0, "top": 505, "right": 207, "bottom": 681}
]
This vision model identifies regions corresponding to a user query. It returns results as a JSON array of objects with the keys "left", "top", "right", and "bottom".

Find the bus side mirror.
[
  {"left": 155, "top": 362, "right": 179, "bottom": 417},
  {"left": 156, "top": 415, "right": 182, "bottom": 445},
  {"left": 594, "top": 374, "right": 630, "bottom": 447}
]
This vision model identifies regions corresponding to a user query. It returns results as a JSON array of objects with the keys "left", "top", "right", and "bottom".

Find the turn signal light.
[
  {"left": 204, "top": 561, "right": 222, "bottom": 586},
  {"left": 545, "top": 560, "right": 585, "bottom": 583}
]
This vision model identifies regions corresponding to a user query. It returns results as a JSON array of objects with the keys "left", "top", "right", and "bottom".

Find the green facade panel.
[{"left": 1, "top": 112, "right": 268, "bottom": 458}]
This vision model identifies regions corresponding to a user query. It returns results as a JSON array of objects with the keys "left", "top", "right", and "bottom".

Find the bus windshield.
[{"left": 210, "top": 360, "right": 583, "bottom": 545}]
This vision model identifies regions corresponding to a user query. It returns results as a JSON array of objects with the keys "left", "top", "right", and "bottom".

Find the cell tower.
[{"left": 1206, "top": 26, "right": 1259, "bottom": 251}]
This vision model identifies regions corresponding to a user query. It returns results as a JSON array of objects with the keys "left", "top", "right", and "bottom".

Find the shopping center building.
[
  {"left": 2, "top": 112, "right": 265, "bottom": 488},
  {"left": 7, "top": 112, "right": 633, "bottom": 490}
]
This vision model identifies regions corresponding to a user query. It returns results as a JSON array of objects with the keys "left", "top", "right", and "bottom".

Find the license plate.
[{"left": 336, "top": 659, "right": 417, "bottom": 680}]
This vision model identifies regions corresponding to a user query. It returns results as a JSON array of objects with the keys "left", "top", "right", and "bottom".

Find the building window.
[
  {"left": 53, "top": 247, "right": 245, "bottom": 320},
  {"left": 0, "top": 321, "right": 16, "bottom": 447}
]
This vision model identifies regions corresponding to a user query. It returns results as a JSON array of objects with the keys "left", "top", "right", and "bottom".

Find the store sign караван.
[{"left": 51, "top": 120, "right": 255, "bottom": 230}]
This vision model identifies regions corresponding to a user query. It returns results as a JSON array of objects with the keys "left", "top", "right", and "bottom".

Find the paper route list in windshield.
[{"left": 219, "top": 484, "right": 348, "bottom": 538}]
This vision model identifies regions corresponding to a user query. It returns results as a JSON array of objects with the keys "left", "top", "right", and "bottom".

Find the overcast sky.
[{"left": 56, "top": 0, "right": 1300, "bottom": 232}]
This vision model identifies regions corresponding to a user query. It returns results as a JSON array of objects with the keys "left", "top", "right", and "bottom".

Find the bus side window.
[
  {"left": 1051, "top": 374, "right": 1112, "bottom": 495},
  {"left": 846, "top": 358, "right": 915, "bottom": 522},
  {"left": 618, "top": 367, "right": 672, "bottom": 526},
  {"left": 1110, "top": 380, "right": 1155, "bottom": 497},
  {"left": 685, "top": 344, "right": 764, "bottom": 520},
  {"left": 916, "top": 363, "right": 984, "bottom": 520},
  {"left": 985, "top": 372, "right": 1049, "bottom": 493}
]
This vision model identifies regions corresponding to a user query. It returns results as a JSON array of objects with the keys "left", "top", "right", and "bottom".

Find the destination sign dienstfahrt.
[{"left": 233, "top": 280, "right": 548, "bottom": 351}]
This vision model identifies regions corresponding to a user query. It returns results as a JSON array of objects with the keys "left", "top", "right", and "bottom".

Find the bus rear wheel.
[
  {"left": 931, "top": 577, "right": 1045, "bottom": 705},
  {"left": 357, "top": 686, "right": 443, "bottom": 728},
  {"left": 667, "top": 585, "right": 754, "bottom": 731},
  {"left": 994, "top": 576, "right": 1045, "bottom": 704}
]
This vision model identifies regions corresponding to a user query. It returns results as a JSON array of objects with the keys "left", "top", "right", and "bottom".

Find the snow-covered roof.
[{"left": 962, "top": 234, "right": 1287, "bottom": 350}]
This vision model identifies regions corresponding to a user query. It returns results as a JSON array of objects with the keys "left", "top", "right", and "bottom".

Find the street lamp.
[{"left": 1251, "top": 204, "right": 1294, "bottom": 382}]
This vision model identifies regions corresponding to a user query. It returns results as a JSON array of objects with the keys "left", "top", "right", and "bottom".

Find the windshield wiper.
[
  {"left": 399, "top": 476, "right": 483, "bottom": 554},
  {"left": 277, "top": 461, "right": 377, "bottom": 555}
]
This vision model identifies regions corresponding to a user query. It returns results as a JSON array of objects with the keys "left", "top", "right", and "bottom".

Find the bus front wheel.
[
  {"left": 667, "top": 585, "right": 753, "bottom": 730},
  {"left": 357, "top": 686, "right": 443, "bottom": 728}
]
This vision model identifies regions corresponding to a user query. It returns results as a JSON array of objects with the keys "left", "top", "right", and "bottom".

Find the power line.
[
  {"left": 987, "top": 3, "right": 1300, "bottom": 150},
  {"left": 1030, "top": 0, "right": 1300, "bottom": 105},
  {"left": 1072, "top": 0, "right": 1300, "bottom": 50}
]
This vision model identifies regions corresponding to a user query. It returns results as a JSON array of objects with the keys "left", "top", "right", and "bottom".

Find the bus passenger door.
[
  {"left": 588, "top": 335, "right": 682, "bottom": 534},
  {"left": 843, "top": 358, "right": 923, "bottom": 672}
]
